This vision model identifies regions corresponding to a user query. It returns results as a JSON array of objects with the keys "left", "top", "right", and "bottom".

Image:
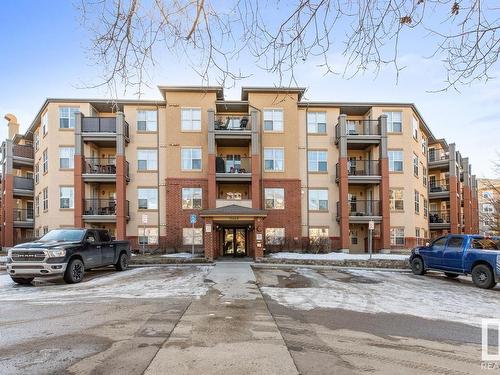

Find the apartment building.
[
  {"left": 478, "top": 178, "right": 500, "bottom": 236},
  {"left": 0, "top": 86, "right": 480, "bottom": 259}
]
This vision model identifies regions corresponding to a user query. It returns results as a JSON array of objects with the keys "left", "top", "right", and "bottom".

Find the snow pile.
[
  {"left": 161, "top": 252, "right": 196, "bottom": 258},
  {"left": 269, "top": 252, "right": 409, "bottom": 261},
  {"left": 261, "top": 268, "right": 500, "bottom": 327},
  {"left": 0, "top": 256, "right": 7, "bottom": 263}
]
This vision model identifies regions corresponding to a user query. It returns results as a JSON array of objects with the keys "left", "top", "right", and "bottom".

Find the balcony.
[
  {"left": 335, "top": 120, "right": 381, "bottom": 148},
  {"left": 336, "top": 200, "right": 382, "bottom": 223},
  {"left": 216, "top": 199, "right": 252, "bottom": 208},
  {"left": 429, "top": 210, "right": 451, "bottom": 229},
  {"left": 13, "top": 176, "right": 34, "bottom": 196},
  {"left": 82, "top": 157, "right": 130, "bottom": 183},
  {"left": 215, "top": 157, "right": 252, "bottom": 181},
  {"left": 336, "top": 160, "right": 381, "bottom": 184},
  {"left": 214, "top": 116, "right": 252, "bottom": 145},
  {"left": 13, "top": 208, "right": 34, "bottom": 228},
  {"left": 12, "top": 144, "right": 34, "bottom": 166},
  {"left": 428, "top": 149, "right": 449, "bottom": 170},
  {"left": 82, "top": 199, "right": 129, "bottom": 223},
  {"left": 81, "top": 117, "right": 130, "bottom": 145},
  {"left": 429, "top": 179, "right": 449, "bottom": 199}
]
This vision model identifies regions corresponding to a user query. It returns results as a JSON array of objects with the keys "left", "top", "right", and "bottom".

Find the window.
[
  {"left": 59, "top": 147, "right": 75, "bottom": 169},
  {"left": 483, "top": 203, "right": 494, "bottom": 213},
  {"left": 35, "top": 194, "right": 40, "bottom": 216},
  {"left": 388, "top": 150, "right": 403, "bottom": 172},
  {"left": 34, "top": 131, "right": 39, "bottom": 151},
  {"left": 309, "top": 189, "right": 328, "bottom": 211},
  {"left": 43, "top": 226, "right": 49, "bottom": 235},
  {"left": 265, "top": 228, "right": 285, "bottom": 245},
  {"left": 412, "top": 117, "right": 419, "bottom": 140},
  {"left": 390, "top": 227, "right": 405, "bottom": 246},
  {"left": 42, "top": 112, "right": 48, "bottom": 135},
  {"left": 263, "top": 109, "right": 283, "bottom": 132},
  {"left": 42, "top": 149, "right": 48, "bottom": 173},
  {"left": 415, "top": 227, "right": 421, "bottom": 239},
  {"left": 309, "top": 227, "right": 329, "bottom": 239},
  {"left": 138, "top": 188, "right": 158, "bottom": 209},
  {"left": 421, "top": 138, "right": 427, "bottom": 154},
  {"left": 183, "top": 228, "right": 203, "bottom": 245},
  {"left": 181, "top": 148, "right": 202, "bottom": 170},
  {"left": 264, "top": 188, "right": 285, "bottom": 209},
  {"left": 181, "top": 108, "right": 201, "bottom": 131},
  {"left": 447, "top": 236, "right": 464, "bottom": 248},
  {"left": 138, "top": 227, "right": 159, "bottom": 245},
  {"left": 308, "top": 151, "right": 328, "bottom": 172},
  {"left": 414, "top": 190, "right": 420, "bottom": 214},
  {"left": 307, "top": 112, "right": 327, "bottom": 134},
  {"left": 483, "top": 191, "right": 493, "bottom": 199},
  {"left": 137, "top": 110, "right": 157, "bottom": 131},
  {"left": 413, "top": 154, "right": 419, "bottom": 177},
  {"left": 59, "top": 107, "right": 79, "bottom": 129},
  {"left": 422, "top": 166, "right": 427, "bottom": 186},
  {"left": 384, "top": 112, "right": 402, "bottom": 133},
  {"left": 389, "top": 189, "right": 404, "bottom": 211},
  {"left": 182, "top": 188, "right": 202, "bottom": 209},
  {"left": 137, "top": 149, "right": 158, "bottom": 171},
  {"left": 264, "top": 148, "right": 284, "bottom": 171},
  {"left": 59, "top": 186, "right": 74, "bottom": 209},
  {"left": 34, "top": 163, "right": 39, "bottom": 185},
  {"left": 43, "top": 187, "right": 48, "bottom": 211},
  {"left": 424, "top": 198, "right": 428, "bottom": 218}
]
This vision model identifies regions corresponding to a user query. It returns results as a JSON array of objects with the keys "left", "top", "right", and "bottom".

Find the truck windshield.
[{"left": 39, "top": 229, "right": 86, "bottom": 242}]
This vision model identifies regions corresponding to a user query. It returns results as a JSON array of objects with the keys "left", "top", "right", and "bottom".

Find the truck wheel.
[
  {"left": 471, "top": 264, "right": 497, "bottom": 289},
  {"left": 11, "top": 277, "right": 34, "bottom": 285},
  {"left": 410, "top": 257, "right": 425, "bottom": 275},
  {"left": 115, "top": 252, "right": 129, "bottom": 271},
  {"left": 444, "top": 272, "right": 459, "bottom": 279},
  {"left": 64, "top": 258, "right": 85, "bottom": 284}
]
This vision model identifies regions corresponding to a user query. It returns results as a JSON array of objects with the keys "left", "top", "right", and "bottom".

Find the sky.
[{"left": 0, "top": 0, "right": 498, "bottom": 177}]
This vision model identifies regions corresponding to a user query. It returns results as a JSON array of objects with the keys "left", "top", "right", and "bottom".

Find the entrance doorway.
[{"left": 223, "top": 228, "right": 247, "bottom": 257}]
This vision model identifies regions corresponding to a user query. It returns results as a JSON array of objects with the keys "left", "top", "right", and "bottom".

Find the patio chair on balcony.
[{"left": 240, "top": 117, "right": 249, "bottom": 129}]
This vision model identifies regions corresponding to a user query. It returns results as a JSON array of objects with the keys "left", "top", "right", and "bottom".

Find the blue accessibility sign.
[{"left": 190, "top": 214, "right": 197, "bottom": 224}]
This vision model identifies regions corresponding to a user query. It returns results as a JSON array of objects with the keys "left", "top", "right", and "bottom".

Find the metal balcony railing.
[
  {"left": 13, "top": 208, "right": 34, "bottom": 221},
  {"left": 348, "top": 200, "right": 382, "bottom": 216},
  {"left": 13, "top": 144, "right": 34, "bottom": 159},
  {"left": 84, "top": 157, "right": 116, "bottom": 174},
  {"left": 214, "top": 116, "right": 251, "bottom": 131},
  {"left": 13, "top": 176, "right": 34, "bottom": 191},
  {"left": 428, "top": 149, "right": 449, "bottom": 162},
  {"left": 429, "top": 179, "right": 449, "bottom": 193},
  {"left": 83, "top": 199, "right": 130, "bottom": 216},
  {"left": 336, "top": 160, "right": 381, "bottom": 179},
  {"left": 429, "top": 210, "right": 450, "bottom": 223},
  {"left": 215, "top": 156, "right": 251, "bottom": 173},
  {"left": 82, "top": 117, "right": 130, "bottom": 138}
]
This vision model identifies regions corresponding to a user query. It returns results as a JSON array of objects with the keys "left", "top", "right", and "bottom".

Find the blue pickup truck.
[{"left": 409, "top": 234, "right": 500, "bottom": 289}]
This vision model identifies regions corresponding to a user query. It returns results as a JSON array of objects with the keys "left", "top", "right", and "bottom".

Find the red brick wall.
[{"left": 165, "top": 178, "right": 208, "bottom": 250}]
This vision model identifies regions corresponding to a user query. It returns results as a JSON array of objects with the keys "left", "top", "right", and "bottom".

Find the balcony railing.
[
  {"left": 82, "top": 117, "right": 130, "bottom": 138},
  {"left": 13, "top": 176, "right": 34, "bottom": 191},
  {"left": 429, "top": 210, "right": 450, "bottom": 223},
  {"left": 214, "top": 116, "right": 251, "bottom": 131},
  {"left": 336, "top": 200, "right": 382, "bottom": 217},
  {"left": 336, "top": 160, "right": 381, "bottom": 178},
  {"left": 13, "top": 144, "right": 34, "bottom": 159},
  {"left": 346, "top": 120, "right": 381, "bottom": 136},
  {"left": 13, "top": 208, "right": 34, "bottom": 222},
  {"left": 84, "top": 199, "right": 117, "bottom": 215},
  {"left": 215, "top": 156, "right": 251, "bottom": 173},
  {"left": 429, "top": 179, "right": 449, "bottom": 193},
  {"left": 428, "top": 149, "right": 449, "bottom": 162},
  {"left": 84, "top": 157, "right": 116, "bottom": 174}
]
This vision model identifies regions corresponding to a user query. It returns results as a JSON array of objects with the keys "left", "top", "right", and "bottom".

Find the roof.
[
  {"left": 241, "top": 87, "right": 307, "bottom": 101},
  {"left": 158, "top": 85, "right": 224, "bottom": 100},
  {"left": 199, "top": 204, "right": 267, "bottom": 217}
]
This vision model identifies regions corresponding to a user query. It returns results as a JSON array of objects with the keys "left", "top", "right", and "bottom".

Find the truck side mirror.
[{"left": 425, "top": 242, "right": 430, "bottom": 247}]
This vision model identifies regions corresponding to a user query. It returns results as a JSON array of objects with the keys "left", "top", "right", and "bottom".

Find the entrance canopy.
[{"left": 200, "top": 204, "right": 267, "bottom": 221}]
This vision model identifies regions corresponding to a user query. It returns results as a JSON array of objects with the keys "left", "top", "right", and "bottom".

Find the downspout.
[
  {"left": 249, "top": 104, "right": 262, "bottom": 208},
  {"left": 305, "top": 105, "right": 310, "bottom": 240},
  {"left": 156, "top": 104, "right": 161, "bottom": 249}
]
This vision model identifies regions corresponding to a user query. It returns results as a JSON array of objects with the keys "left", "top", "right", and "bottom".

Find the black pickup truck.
[{"left": 6, "top": 228, "right": 130, "bottom": 284}]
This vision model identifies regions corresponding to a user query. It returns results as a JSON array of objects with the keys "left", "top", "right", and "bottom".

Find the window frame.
[
  {"left": 265, "top": 228, "right": 285, "bottom": 245},
  {"left": 59, "top": 107, "right": 79, "bottom": 129},
  {"left": 263, "top": 148, "right": 285, "bottom": 172},
  {"left": 390, "top": 227, "right": 405, "bottom": 246},
  {"left": 182, "top": 187, "right": 203, "bottom": 209},
  {"left": 137, "top": 188, "right": 158, "bottom": 210},
  {"left": 384, "top": 111, "right": 403, "bottom": 133},
  {"left": 181, "top": 147, "right": 202, "bottom": 171},
  {"left": 137, "top": 109, "right": 158, "bottom": 132},
  {"left": 43, "top": 187, "right": 48, "bottom": 211},
  {"left": 389, "top": 188, "right": 404, "bottom": 211},
  {"left": 414, "top": 190, "right": 420, "bottom": 214},
  {"left": 42, "top": 112, "right": 48, "bottom": 135},
  {"left": 181, "top": 108, "right": 202, "bottom": 132},
  {"left": 263, "top": 109, "right": 284, "bottom": 132},
  {"left": 264, "top": 188, "right": 285, "bottom": 209},
  {"left": 42, "top": 149, "right": 48, "bottom": 174},
  {"left": 307, "top": 112, "right": 327, "bottom": 134},
  {"left": 388, "top": 150, "right": 404, "bottom": 172},
  {"left": 182, "top": 228, "right": 203, "bottom": 245},
  {"left": 308, "top": 189, "right": 329, "bottom": 212},
  {"left": 307, "top": 150, "right": 328, "bottom": 173},
  {"left": 59, "top": 186, "right": 74, "bottom": 209},
  {"left": 59, "top": 147, "right": 75, "bottom": 170},
  {"left": 413, "top": 153, "right": 419, "bottom": 177},
  {"left": 138, "top": 227, "right": 159, "bottom": 245},
  {"left": 137, "top": 149, "right": 158, "bottom": 171}
]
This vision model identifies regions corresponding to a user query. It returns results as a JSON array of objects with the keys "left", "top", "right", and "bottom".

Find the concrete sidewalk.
[{"left": 144, "top": 262, "right": 298, "bottom": 375}]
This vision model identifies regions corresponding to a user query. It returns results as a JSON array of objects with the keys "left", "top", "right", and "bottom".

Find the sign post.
[
  {"left": 141, "top": 214, "right": 148, "bottom": 255},
  {"left": 190, "top": 214, "right": 197, "bottom": 257},
  {"left": 368, "top": 220, "right": 374, "bottom": 260}
]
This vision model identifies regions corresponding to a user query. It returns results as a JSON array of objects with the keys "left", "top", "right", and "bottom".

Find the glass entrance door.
[{"left": 223, "top": 228, "right": 246, "bottom": 257}]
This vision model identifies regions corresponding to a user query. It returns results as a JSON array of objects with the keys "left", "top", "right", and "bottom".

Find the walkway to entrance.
[{"left": 144, "top": 263, "right": 298, "bottom": 374}]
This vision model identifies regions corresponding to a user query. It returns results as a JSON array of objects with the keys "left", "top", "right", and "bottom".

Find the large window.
[
  {"left": 137, "top": 149, "right": 158, "bottom": 171},
  {"left": 183, "top": 228, "right": 203, "bottom": 245},
  {"left": 307, "top": 112, "right": 327, "bottom": 134},
  {"left": 309, "top": 189, "right": 328, "bottom": 211},
  {"left": 412, "top": 117, "right": 419, "bottom": 140},
  {"left": 34, "top": 131, "right": 39, "bottom": 151},
  {"left": 424, "top": 198, "right": 428, "bottom": 218},
  {"left": 414, "top": 190, "right": 420, "bottom": 214},
  {"left": 263, "top": 109, "right": 283, "bottom": 132},
  {"left": 388, "top": 150, "right": 403, "bottom": 172},
  {"left": 182, "top": 188, "right": 202, "bottom": 209},
  {"left": 42, "top": 112, "right": 48, "bottom": 135},
  {"left": 265, "top": 228, "right": 285, "bottom": 245},
  {"left": 181, "top": 108, "right": 201, "bottom": 131},
  {"left": 390, "top": 227, "right": 405, "bottom": 246},
  {"left": 308, "top": 151, "right": 328, "bottom": 172},
  {"left": 181, "top": 148, "right": 202, "bottom": 170},
  {"left": 389, "top": 189, "right": 404, "bottom": 211},
  {"left": 35, "top": 194, "right": 40, "bottom": 216},
  {"left": 43, "top": 187, "right": 48, "bottom": 211},
  {"left": 35, "top": 163, "right": 39, "bottom": 185},
  {"left": 59, "top": 147, "right": 75, "bottom": 169},
  {"left": 264, "top": 188, "right": 285, "bottom": 209},
  {"left": 413, "top": 153, "right": 419, "bottom": 177},
  {"left": 384, "top": 111, "right": 402, "bottom": 133},
  {"left": 138, "top": 227, "right": 159, "bottom": 245},
  {"left": 42, "top": 149, "right": 48, "bottom": 173},
  {"left": 138, "top": 188, "right": 158, "bottom": 209},
  {"left": 309, "top": 227, "right": 329, "bottom": 239},
  {"left": 59, "top": 107, "right": 79, "bottom": 129},
  {"left": 422, "top": 166, "right": 427, "bottom": 186},
  {"left": 59, "top": 186, "right": 74, "bottom": 209},
  {"left": 137, "top": 110, "right": 157, "bottom": 132},
  {"left": 264, "top": 148, "right": 284, "bottom": 171}
]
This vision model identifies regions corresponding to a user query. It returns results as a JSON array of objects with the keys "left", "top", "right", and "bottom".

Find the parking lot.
[{"left": 0, "top": 264, "right": 498, "bottom": 374}]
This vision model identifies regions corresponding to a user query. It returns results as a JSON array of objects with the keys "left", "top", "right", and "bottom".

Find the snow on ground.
[
  {"left": 161, "top": 252, "right": 195, "bottom": 258},
  {"left": 0, "top": 266, "right": 210, "bottom": 304},
  {"left": 269, "top": 252, "right": 409, "bottom": 261},
  {"left": 261, "top": 268, "right": 500, "bottom": 327},
  {"left": 0, "top": 256, "right": 7, "bottom": 263}
]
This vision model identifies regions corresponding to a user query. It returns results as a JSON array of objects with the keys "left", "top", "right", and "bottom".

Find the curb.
[
  {"left": 129, "top": 263, "right": 215, "bottom": 268},
  {"left": 251, "top": 263, "right": 411, "bottom": 272}
]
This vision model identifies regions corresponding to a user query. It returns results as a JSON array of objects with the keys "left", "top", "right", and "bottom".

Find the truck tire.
[
  {"left": 115, "top": 252, "right": 129, "bottom": 271},
  {"left": 11, "top": 277, "right": 34, "bottom": 285},
  {"left": 444, "top": 272, "right": 459, "bottom": 279},
  {"left": 64, "top": 258, "right": 85, "bottom": 284},
  {"left": 410, "top": 257, "right": 425, "bottom": 275},
  {"left": 471, "top": 264, "right": 497, "bottom": 289}
]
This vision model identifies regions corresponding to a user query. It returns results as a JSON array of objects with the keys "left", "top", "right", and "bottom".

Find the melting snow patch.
[
  {"left": 269, "top": 252, "right": 409, "bottom": 261},
  {"left": 161, "top": 252, "right": 196, "bottom": 258}
]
